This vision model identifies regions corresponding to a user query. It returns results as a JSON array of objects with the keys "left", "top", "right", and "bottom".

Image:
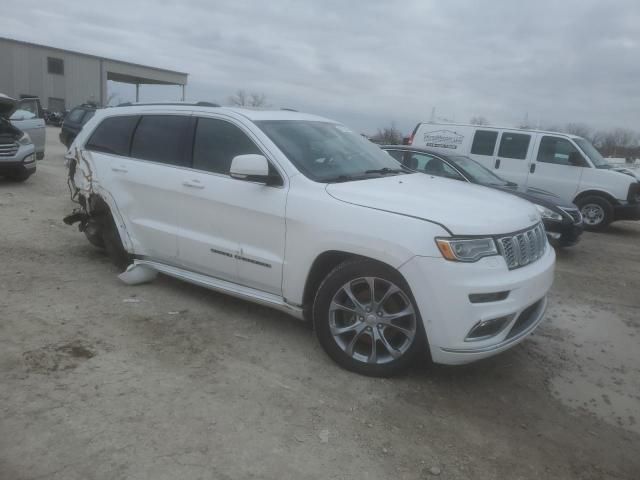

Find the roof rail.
[
  {"left": 280, "top": 107, "right": 298, "bottom": 112},
  {"left": 116, "top": 101, "right": 221, "bottom": 108}
]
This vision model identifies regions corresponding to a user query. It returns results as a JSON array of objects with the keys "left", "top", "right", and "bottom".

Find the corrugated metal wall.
[{"left": 0, "top": 38, "right": 187, "bottom": 111}]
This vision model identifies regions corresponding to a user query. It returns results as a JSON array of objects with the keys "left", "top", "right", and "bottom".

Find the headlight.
[
  {"left": 435, "top": 237, "right": 498, "bottom": 262},
  {"left": 18, "top": 132, "right": 33, "bottom": 146},
  {"left": 535, "top": 204, "right": 563, "bottom": 221}
]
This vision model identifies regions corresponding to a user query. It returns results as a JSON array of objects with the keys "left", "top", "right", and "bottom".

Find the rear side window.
[
  {"left": 192, "top": 118, "right": 261, "bottom": 174},
  {"left": 470, "top": 130, "right": 498, "bottom": 156},
  {"left": 81, "top": 110, "right": 95, "bottom": 125},
  {"left": 86, "top": 115, "right": 139, "bottom": 156},
  {"left": 498, "top": 133, "right": 531, "bottom": 160},
  {"left": 67, "top": 108, "right": 86, "bottom": 123},
  {"left": 130, "top": 115, "right": 191, "bottom": 166}
]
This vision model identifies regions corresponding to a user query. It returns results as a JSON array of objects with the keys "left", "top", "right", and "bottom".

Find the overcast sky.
[{"left": 4, "top": 0, "right": 640, "bottom": 134}]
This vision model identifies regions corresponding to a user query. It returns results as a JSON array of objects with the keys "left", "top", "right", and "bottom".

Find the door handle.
[
  {"left": 182, "top": 180, "right": 205, "bottom": 189},
  {"left": 111, "top": 166, "right": 128, "bottom": 173},
  {"left": 494, "top": 158, "right": 501, "bottom": 169},
  {"left": 530, "top": 163, "right": 536, "bottom": 174}
]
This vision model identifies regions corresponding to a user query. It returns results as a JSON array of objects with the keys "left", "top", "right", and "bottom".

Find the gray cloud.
[{"left": 4, "top": 0, "right": 640, "bottom": 134}]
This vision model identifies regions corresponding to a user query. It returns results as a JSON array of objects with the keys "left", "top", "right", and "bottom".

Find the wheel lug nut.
[
  {"left": 359, "top": 316, "right": 364, "bottom": 321},
  {"left": 377, "top": 311, "right": 382, "bottom": 316},
  {"left": 366, "top": 307, "right": 371, "bottom": 312},
  {"left": 377, "top": 324, "right": 382, "bottom": 329}
]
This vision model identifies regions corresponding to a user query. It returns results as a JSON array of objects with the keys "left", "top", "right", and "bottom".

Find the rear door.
[
  {"left": 86, "top": 113, "right": 191, "bottom": 261},
  {"left": 11, "top": 98, "right": 45, "bottom": 155},
  {"left": 491, "top": 130, "right": 533, "bottom": 187},
  {"left": 177, "top": 116, "right": 287, "bottom": 294},
  {"left": 468, "top": 129, "right": 499, "bottom": 171},
  {"left": 527, "top": 135, "right": 583, "bottom": 201}
]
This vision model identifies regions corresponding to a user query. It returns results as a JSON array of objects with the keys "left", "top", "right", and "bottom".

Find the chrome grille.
[
  {"left": 0, "top": 142, "right": 19, "bottom": 157},
  {"left": 497, "top": 223, "right": 547, "bottom": 270},
  {"left": 561, "top": 207, "right": 582, "bottom": 225}
]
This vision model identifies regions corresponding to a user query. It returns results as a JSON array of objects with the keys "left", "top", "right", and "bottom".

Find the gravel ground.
[{"left": 1, "top": 127, "right": 639, "bottom": 480}]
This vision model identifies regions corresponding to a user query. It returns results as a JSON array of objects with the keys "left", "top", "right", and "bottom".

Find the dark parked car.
[
  {"left": 382, "top": 145, "right": 584, "bottom": 247},
  {"left": 59, "top": 103, "right": 98, "bottom": 148}
]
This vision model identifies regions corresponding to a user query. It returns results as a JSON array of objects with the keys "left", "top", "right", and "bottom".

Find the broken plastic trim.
[{"left": 118, "top": 263, "right": 158, "bottom": 285}]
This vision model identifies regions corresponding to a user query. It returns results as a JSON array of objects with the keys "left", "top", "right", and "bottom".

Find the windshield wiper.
[
  {"left": 323, "top": 174, "right": 361, "bottom": 183},
  {"left": 363, "top": 167, "right": 407, "bottom": 175}
]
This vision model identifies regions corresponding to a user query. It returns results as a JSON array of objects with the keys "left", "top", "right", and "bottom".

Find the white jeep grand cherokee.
[{"left": 64, "top": 104, "right": 555, "bottom": 376}]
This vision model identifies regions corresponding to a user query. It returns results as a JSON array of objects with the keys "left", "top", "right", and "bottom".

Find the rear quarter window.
[{"left": 85, "top": 115, "right": 140, "bottom": 156}]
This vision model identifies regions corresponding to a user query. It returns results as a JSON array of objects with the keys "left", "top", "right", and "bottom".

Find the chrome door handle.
[
  {"left": 182, "top": 180, "right": 204, "bottom": 189},
  {"left": 111, "top": 166, "right": 128, "bottom": 173}
]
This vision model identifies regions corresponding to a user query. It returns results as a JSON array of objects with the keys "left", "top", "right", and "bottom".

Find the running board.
[{"left": 131, "top": 259, "right": 304, "bottom": 320}]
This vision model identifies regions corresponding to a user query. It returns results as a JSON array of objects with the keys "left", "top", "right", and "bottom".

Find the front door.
[
  {"left": 527, "top": 135, "right": 584, "bottom": 202},
  {"left": 177, "top": 116, "right": 287, "bottom": 294},
  {"left": 11, "top": 98, "right": 45, "bottom": 155}
]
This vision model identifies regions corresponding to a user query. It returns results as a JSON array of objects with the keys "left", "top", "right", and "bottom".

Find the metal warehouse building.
[{"left": 0, "top": 37, "right": 188, "bottom": 112}]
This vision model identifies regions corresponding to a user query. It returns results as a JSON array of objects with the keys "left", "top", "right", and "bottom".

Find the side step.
[{"left": 122, "top": 259, "right": 304, "bottom": 320}]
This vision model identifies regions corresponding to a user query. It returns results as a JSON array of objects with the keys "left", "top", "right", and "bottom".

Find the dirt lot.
[{"left": 1, "top": 127, "right": 639, "bottom": 480}]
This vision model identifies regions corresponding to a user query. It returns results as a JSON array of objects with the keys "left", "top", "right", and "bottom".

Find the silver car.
[
  {"left": 8, "top": 96, "right": 45, "bottom": 159},
  {"left": 0, "top": 94, "right": 36, "bottom": 181}
]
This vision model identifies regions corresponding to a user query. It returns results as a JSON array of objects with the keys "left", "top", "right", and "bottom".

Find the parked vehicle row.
[
  {"left": 63, "top": 104, "right": 554, "bottom": 376},
  {"left": 59, "top": 103, "right": 98, "bottom": 148},
  {"left": 408, "top": 123, "right": 640, "bottom": 230},
  {"left": 0, "top": 94, "right": 37, "bottom": 181}
]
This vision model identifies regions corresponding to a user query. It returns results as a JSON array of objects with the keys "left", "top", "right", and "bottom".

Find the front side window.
[
  {"left": 470, "top": 130, "right": 498, "bottom": 156},
  {"left": 192, "top": 118, "right": 261, "bottom": 174},
  {"left": 256, "top": 120, "right": 406, "bottom": 182},
  {"left": 409, "top": 153, "right": 464, "bottom": 180},
  {"left": 537, "top": 136, "right": 582, "bottom": 166},
  {"left": 498, "top": 132, "right": 531, "bottom": 160},
  {"left": 130, "top": 115, "right": 191, "bottom": 166},
  {"left": 86, "top": 115, "right": 139, "bottom": 156},
  {"left": 385, "top": 150, "right": 406, "bottom": 163},
  {"left": 10, "top": 98, "right": 39, "bottom": 120}
]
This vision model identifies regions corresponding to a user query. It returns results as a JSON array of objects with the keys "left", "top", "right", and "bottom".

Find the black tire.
[
  {"left": 576, "top": 195, "right": 614, "bottom": 231},
  {"left": 313, "top": 258, "right": 427, "bottom": 377},
  {"left": 6, "top": 171, "right": 31, "bottom": 182},
  {"left": 100, "top": 212, "right": 131, "bottom": 271},
  {"left": 84, "top": 221, "right": 105, "bottom": 249}
]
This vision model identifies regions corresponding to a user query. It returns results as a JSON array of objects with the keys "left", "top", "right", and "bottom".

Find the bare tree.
[
  {"left": 564, "top": 123, "right": 593, "bottom": 141},
  {"left": 370, "top": 123, "right": 403, "bottom": 145},
  {"left": 470, "top": 116, "right": 490, "bottom": 126},
  {"left": 228, "top": 89, "right": 268, "bottom": 107},
  {"left": 106, "top": 92, "right": 122, "bottom": 106}
]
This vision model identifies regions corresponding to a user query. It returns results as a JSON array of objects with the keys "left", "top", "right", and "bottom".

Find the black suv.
[{"left": 59, "top": 103, "right": 99, "bottom": 148}]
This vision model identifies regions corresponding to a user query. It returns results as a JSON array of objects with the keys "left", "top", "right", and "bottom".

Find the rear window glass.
[
  {"left": 67, "top": 108, "right": 86, "bottom": 123},
  {"left": 470, "top": 130, "right": 498, "bottom": 156},
  {"left": 85, "top": 115, "right": 139, "bottom": 156},
  {"left": 497, "top": 133, "right": 531, "bottom": 160},
  {"left": 130, "top": 115, "right": 191, "bottom": 166}
]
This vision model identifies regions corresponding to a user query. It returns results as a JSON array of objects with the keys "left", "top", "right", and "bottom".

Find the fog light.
[
  {"left": 465, "top": 315, "right": 513, "bottom": 341},
  {"left": 23, "top": 154, "right": 35, "bottom": 164},
  {"left": 469, "top": 291, "right": 509, "bottom": 303}
]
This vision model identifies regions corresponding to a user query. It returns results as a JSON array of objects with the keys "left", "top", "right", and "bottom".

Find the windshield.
[
  {"left": 574, "top": 138, "right": 608, "bottom": 168},
  {"left": 448, "top": 155, "right": 510, "bottom": 186},
  {"left": 256, "top": 120, "right": 407, "bottom": 182}
]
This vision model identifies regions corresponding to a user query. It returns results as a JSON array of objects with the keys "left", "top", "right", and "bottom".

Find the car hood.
[
  {"left": 325, "top": 173, "right": 541, "bottom": 235},
  {"left": 0, "top": 94, "right": 17, "bottom": 119}
]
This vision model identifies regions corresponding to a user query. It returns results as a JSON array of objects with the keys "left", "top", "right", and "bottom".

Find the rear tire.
[
  {"left": 313, "top": 258, "right": 427, "bottom": 377},
  {"left": 576, "top": 195, "right": 613, "bottom": 231}
]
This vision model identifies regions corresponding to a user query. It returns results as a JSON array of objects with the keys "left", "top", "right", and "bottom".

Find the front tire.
[
  {"left": 313, "top": 258, "right": 426, "bottom": 377},
  {"left": 576, "top": 195, "right": 613, "bottom": 231}
]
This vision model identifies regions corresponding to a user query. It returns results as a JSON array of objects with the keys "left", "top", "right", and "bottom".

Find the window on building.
[{"left": 47, "top": 57, "right": 64, "bottom": 75}]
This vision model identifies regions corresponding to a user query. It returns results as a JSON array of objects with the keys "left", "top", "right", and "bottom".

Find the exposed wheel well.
[
  {"left": 573, "top": 190, "right": 619, "bottom": 206},
  {"left": 301, "top": 251, "right": 404, "bottom": 320}
]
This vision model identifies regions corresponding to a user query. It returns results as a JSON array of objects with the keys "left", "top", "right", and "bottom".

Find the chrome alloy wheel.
[
  {"left": 581, "top": 203, "right": 605, "bottom": 226},
  {"left": 328, "top": 277, "right": 417, "bottom": 365}
]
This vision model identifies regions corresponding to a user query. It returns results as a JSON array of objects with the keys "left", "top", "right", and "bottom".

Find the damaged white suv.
[{"left": 65, "top": 104, "right": 555, "bottom": 376}]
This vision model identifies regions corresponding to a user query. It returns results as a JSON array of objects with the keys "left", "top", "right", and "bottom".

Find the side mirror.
[
  {"left": 568, "top": 151, "right": 586, "bottom": 167},
  {"left": 230, "top": 154, "right": 270, "bottom": 183}
]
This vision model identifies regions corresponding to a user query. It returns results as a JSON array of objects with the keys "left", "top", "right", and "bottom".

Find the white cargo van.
[{"left": 409, "top": 123, "right": 640, "bottom": 230}]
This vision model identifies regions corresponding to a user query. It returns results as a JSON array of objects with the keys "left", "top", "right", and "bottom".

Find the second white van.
[{"left": 409, "top": 123, "right": 640, "bottom": 230}]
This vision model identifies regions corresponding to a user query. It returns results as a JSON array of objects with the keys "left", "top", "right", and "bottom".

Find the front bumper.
[
  {"left": 400, "top": 245, "right": 555, "bottom": 365},
  {"left": 0, "top": 148, "right": 36, "bottom": 176},
  {"left": 545, "top": 219, "right": 583, "bottom": 247},
  {"left": 614, "top": 202, "right": 640, "bottom": 221}
]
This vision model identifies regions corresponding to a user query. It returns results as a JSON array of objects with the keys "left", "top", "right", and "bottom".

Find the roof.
[
  {"left": 0, "top": 36, "right": 188, "bottom": 77},
  {"left": 416, "top": 122, "right": 581, "bottom": 139},
  {"left": 103, "top": 103, "right": 336, "bottom": 123}
]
